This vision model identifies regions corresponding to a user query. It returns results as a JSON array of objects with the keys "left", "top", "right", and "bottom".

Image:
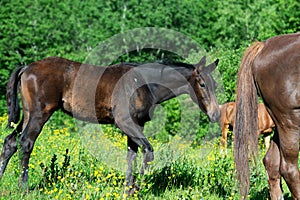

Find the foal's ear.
[
  {"left": 194, "top": 56, "right": 206, "bottom": 71},
  {"left": 205, "top": 59, "right": 219, "bottom": 73}
]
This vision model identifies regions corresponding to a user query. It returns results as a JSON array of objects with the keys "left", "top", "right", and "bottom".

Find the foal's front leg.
[
  {"left": 114, "top": 112, "right": 154, "bottom": 194},
  {"left": 140, "top": 138, "right": 154, "bottom": 175},
  {"left": 126, "top": 137, "right": 138, "bottom": 192},
  {"left": 125, "top": 137, "right": 154, "bottom": 195}
]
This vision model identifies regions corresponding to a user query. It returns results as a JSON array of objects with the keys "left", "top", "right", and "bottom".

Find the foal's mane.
[
  {"left": 159, "top": 59, "right": 195, "bottom": 69},
  {"left": 120, "top": 60, "right": 195, "bottom": 70}
]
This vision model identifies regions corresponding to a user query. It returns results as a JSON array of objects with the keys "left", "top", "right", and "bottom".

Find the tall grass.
[{"left": 0, "top": 114, "right": 293, "bottom": 199}]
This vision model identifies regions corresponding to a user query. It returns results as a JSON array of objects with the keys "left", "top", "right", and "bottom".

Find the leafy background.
[
  {"left": 1, "top": 0, "right": 298, "bottom": 138},
  {"left": 0, "top": 0, "right": 299, "bottom": 199}
]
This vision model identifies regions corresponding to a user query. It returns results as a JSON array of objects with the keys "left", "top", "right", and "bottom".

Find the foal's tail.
[
  {"left": 6, "top": 67, "right": 25, "bottom": 128},
  {"left": 233, "top": 42, "right": 264, "bottom": 199}
]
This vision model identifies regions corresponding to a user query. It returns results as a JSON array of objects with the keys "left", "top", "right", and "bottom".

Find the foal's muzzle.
[{"left": 208, "top": 110, "right": 221, "bottom": 123}]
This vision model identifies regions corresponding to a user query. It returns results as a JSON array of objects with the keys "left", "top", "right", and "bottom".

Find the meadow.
[
  {"left": 0, "top": 112, "right": 293, "bottom": 199},
  {"left": 0, "top": 0, "right": 298, "bottom": 199}
]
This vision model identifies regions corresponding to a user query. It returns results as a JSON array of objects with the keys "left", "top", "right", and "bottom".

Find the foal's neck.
[{"left": 149, "top": 66, "right": 193, "bottom": 104}]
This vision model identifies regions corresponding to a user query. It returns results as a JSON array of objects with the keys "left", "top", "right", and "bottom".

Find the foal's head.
[{"left": 189, "top": 56, "right": 220, "bottom": 122}]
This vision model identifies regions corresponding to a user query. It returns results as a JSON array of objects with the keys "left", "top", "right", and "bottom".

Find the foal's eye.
[{"left": 199, "top": 83, "right": 206, "bottom": 88}]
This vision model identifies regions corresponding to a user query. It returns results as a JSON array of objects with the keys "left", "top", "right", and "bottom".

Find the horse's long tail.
[
  {"left": 6, "top": 67, "right": 25, "bottom": 128},
  {"left": 233, "top": 42, "right": 264, "bottom": 199}
]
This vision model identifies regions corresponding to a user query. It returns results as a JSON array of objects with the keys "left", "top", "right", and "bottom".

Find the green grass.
[{"left": 0, "top": 114, "right": 294, "bottom": 199}]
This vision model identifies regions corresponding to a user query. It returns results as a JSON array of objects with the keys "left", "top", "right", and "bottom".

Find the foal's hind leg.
[
  {"left": 0, "top": 121, "right": 23, "bottom": 180},
  {"left": 263, "top": 131, "right": 283, "bottom": 199},
  {"left": 264, "top": 135, "right": 271, "bottom": 150},
  {"left": 220, "top": 123, "right": 229, "bottom": 149},
  {"left": 18, "top": 109, "right": 54, "bottom": 188}
]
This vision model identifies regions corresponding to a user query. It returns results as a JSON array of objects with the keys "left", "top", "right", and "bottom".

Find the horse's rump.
[{"left": 234, "top": 33, "right": 300, "bottom": 199}]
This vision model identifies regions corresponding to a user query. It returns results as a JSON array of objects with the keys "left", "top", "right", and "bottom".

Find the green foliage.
[
  {"left": 1, "top": 0, "right": 299, "bottom": 116},
  {"left": 212, "top": 47, "right": 245, "bottom": 102}
]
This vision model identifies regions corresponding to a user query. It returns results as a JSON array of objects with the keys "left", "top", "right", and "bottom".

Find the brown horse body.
[
  {"left": 0, "top": 56, "right": 220, "bottom": 193},
  {"left": 234, "top": 33, "right": 300, "bottom": 199},
  {"left": 220, "top": 102, "right": 274, "bottom": 149}
]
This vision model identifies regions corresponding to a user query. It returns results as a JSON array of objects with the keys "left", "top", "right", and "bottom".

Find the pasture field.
[
  {"left": 0, "top": 1, "right": 299, "bottom": 199},
  {"left": 0, "top": 113, "right": 294, "bottom": 200}
]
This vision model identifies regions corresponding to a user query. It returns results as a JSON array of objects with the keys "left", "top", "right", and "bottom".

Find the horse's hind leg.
[
  {"left": 278, "top": 127, "right": 300, "bottom": 199},
  {"left": 263, "top": 131, "right": 283, "bottom": 199},
  {"left": 0, "top": 120, "right": 23, "bottom": 180}
]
